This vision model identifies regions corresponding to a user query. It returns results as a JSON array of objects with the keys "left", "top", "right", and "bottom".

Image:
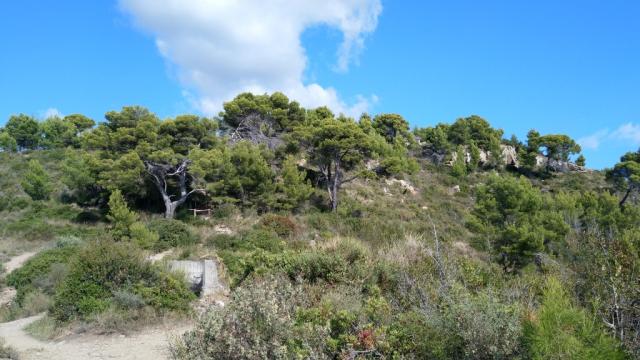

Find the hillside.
[{"left": 0, "top": 92, "right": 639, "bottom": 359}]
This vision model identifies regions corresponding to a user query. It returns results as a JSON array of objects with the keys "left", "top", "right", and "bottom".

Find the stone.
[
  {"left": 213, "top": 224, "right": 233, "bottom": 235},
  {"left": 168, "top": 259, "right": 223, "bottom": 297},
  {"left": 385, "top": 178, "right": 417, "bottom": 195}
]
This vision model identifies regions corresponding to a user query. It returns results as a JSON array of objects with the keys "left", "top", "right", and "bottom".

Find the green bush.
[
  {"left": 524, "top": 277, "right": 627, "bottom": 360},
  {"left": 148, "top": 219, "right": 197, "bottom": 250},
  {"left": 284, "top": 251, "right": 348, "bottom": 283},
  {"left": 444, "top": 289, "right": 524, "bottom": 359},
  {"left": 51, "top": 241, "right": 194, "bottom": 321},
  {"left": 210, "top": 229, "right": 283, "bottom": 252},
  {"left": 171, "top": 276, "right": 327, "bottom": 360},
  {"left": 6, "top": 244, "right": 79, "bottom": 304}
]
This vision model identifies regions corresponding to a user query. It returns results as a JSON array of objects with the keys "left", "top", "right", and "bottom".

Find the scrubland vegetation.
[{"left": 0, "top": 92, "right": 639, "bottom": 359}]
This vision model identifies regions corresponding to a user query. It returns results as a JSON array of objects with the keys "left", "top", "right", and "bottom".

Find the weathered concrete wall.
[{"left": 168, "top": 259, "right": 221, "bottom": 296}]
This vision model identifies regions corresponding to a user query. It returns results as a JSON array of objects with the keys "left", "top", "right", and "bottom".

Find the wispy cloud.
[
  {"left": 578, "top": 129, "right": 609, "bottom": 150},
  {"left": 40, "top": 108, "right": 63, "bottom": 119},
  {"left": 119, "top": 0, "right": 382, "bottom": 117},
  {"left": 611, "top": 123, "right": 640, "bottom": 145},
  {"left": 578, "top": 123, "right": 640, "bottom": 150}
]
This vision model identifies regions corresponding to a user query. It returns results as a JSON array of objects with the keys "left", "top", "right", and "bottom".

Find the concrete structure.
[{"left": 168, "top": 259, "right": 221, "bottom": 296}]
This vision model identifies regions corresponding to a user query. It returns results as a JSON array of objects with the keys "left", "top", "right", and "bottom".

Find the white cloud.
[
  {"left": 119, "top": 0, "right": 382, "bottom": 117},
  {"left": 40, "top": 108, "right": 63, "bottom": 119},
  {"left": 611, "top": 123, "right": 640, "bottom": 145},
  {"left": 578, "top": 123, "right": 640, "bottom": 150},
  {"left": 578, "top": 129, "right": 609, "bottom": 150}
]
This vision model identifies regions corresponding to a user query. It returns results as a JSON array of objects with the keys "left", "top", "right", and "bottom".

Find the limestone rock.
[{"left": 385, "top": 178, "right": 417, "bottom": 195}]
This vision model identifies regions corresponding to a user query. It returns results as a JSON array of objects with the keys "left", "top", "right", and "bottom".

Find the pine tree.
[
  {"left": 21, "top": 160, "right": 52, "bottom": 200},
  {"left": 107, "top": 190, "right": 138, "bottom": 240},
  {"left": 278, "top": 155, "right": 313, "bottom": 211}
]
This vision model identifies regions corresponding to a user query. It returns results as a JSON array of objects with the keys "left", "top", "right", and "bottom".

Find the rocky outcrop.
[{"left": 433, "top": 144, "right": 586, "bottom": 173}]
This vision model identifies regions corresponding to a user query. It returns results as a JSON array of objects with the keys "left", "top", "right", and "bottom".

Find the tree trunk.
[
  {"left": 619, "top": 187, "right": 632, "bottom": 210},
  {"left": 331, "top": 160, "right": 341, "bottom": 212},
  {"left": 144, "top": 159, "right": 204, "bottom": 219},
  {"left": 165, "top": 200, "right": 177, "bottom": 219}
]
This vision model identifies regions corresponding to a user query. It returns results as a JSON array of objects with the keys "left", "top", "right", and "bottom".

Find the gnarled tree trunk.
[{"left": 144, "top": 159, "right": 204, "bottom": 219}]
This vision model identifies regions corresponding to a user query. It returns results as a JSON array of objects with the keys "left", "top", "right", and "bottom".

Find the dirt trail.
[
  {"left": 0, "top": 314, "right": 192, "bottom": 360},
  {"left": 2, "top": 251, "right": 37, "bottom": 274},
  {"left": 0, "top": 250, "right": 195, "bottom": 359},
  {"left": 0, "top": 251, "right": 37, "bottom": 307}
]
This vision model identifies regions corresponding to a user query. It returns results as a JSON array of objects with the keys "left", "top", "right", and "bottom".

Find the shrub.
[
  {"left": 73, "top": 210, "right": 101, "bottom": 224},
  {"left": 129, "top": 222, "right": 159, "bottom": 249},
  {"left": 21, "top": 159, "right": 53, "bottom": 201},
  {"left": 171, "top": 276, "right": 327, "bottom": 360},
  {"left": 6, "top": 245, "right": 78, "bottom": 304},
  {"left": 524, "top": 277, "right": 626, "bottom": 360},
  {"left": 210, "top": 229, "right": 283, "bottom": 252},
  {"left": 261, "top": 214, "right": 297, "bottom": 238},
  {"left": 148, "top": 219, "right": 197, "bottom": 250},
  {"left": 0, "top": 338, "right": 19, "bottom": 360},
  {"left": 283, "top": 251, "right": 347, "bottom": 283},
  {"left": 212, "top": 203, "right": 239, "bottom": 219},
  {"left": 444, "top": 289, "right": 524, "bottom": 359},
  {"left": 51, "top": 241, "right": 194, "bottom": 321}
]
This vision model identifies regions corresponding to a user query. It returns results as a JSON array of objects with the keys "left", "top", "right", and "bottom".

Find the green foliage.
[
  {"left": 444, "top": 289, "right": 524, "bottom": 359},
  {"left": 372, "top": 113, "right": 411, "bottom": 144},
  {"left": 472, "top": 175, "right": 569, "bottom": 268},
  {"left": 6, "top": 244, "right": 78, "bottom": 304},
  {"left": 40, "top": 116, "right": 77, "bottom": 148},
  {"left": 537, "top": 134, "right": 581, "bottom": 161},
  {"left": 129, "top": 222, "right": 160, "bottom": 249},
  {"left": 52, "top": 241, "right": 194, "bottom": 321},
  {"left": 525, "top": 278, "right": 627, "bottom": 359},
  {"left": 415, "top": 123, "right": 451, "bottom": 152},
  {"left": 448, "top": 115, "right": 504, "bottom": 150},
  {"left": 451, "top": 145, "right": 467, "bottom": 178},
  {"left": 172, "top": 276, "right": 326, "bottom": 360},
  {"left": 0, "top": 132, "right": 17, "bottom": 152},
  {"left": 159, "top": 114, "right": 218, "bottom": 154},
  {"left": 191, "top": 142, "right": 276, "bottom": 209},
  {"left": 261, "top": 214, "right": 297, "bottom": 238},
  {"left": 220, "top": 92, "right": 305, "bottom": 133},
  {"left": 21, "top": 159, "right": 53, "bottom": 200},
  {"left": 607, "top": 149, "right": 640, "bottom": 207},
  {"left": 5, "top": 113, "right": 40, "bottom": 149},
  {"left": 64, "top": 114, "right": 95, "bottom": 133},
  {"left": 576, "top": 154, "right": 586, "bottom": 167},
  {"left": 295, "top": 116, "right": 384, "bottom": 211},
  {"left": 107, "top": 190, "right": 137, "bottom": 240},
  {"left": 276, "top": 155, "right": 314, "bottom": 210},
  {"left": 147, "top": 219, "right": 196, "bottom": 250}
]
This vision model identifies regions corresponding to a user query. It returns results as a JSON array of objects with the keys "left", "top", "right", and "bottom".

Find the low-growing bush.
[
  {"left": 148, "top": 219, "right": 197, "bottom": 250},
  {"left": 261, "top": 214, "right": 297, "bottom": 238},
  {"left": 210, "top": 229, "right": 283, "bottom": 252},
  {"left": 6, "top": 244, "right": 79, "bottom": 304},
  {"left": 0, "top": 338, "right": 19, "bottom": 360},
  {"left": 51, "top": 240, "right": 195, "bottom": 322},
  {"left": 171, "top": 276, "right": 328, "bottom": 360},
  {"left": 524, "top": 277, "right": 627, "bottom": 360}
]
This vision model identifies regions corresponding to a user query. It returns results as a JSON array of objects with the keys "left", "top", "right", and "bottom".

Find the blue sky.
[{"left": 1, "top": 0, "right": 639, "bottom": 169}]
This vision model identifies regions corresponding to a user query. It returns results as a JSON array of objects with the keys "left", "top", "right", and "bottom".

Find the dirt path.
[
  {"left": 0, "top": 251, "right": 37, "bottom": 308},
  {"left": 0, "top": 314, "right": 192, "bottom": 360},
  {"left": 2, "top": 251, "right": 37, "bottom": 274}
]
